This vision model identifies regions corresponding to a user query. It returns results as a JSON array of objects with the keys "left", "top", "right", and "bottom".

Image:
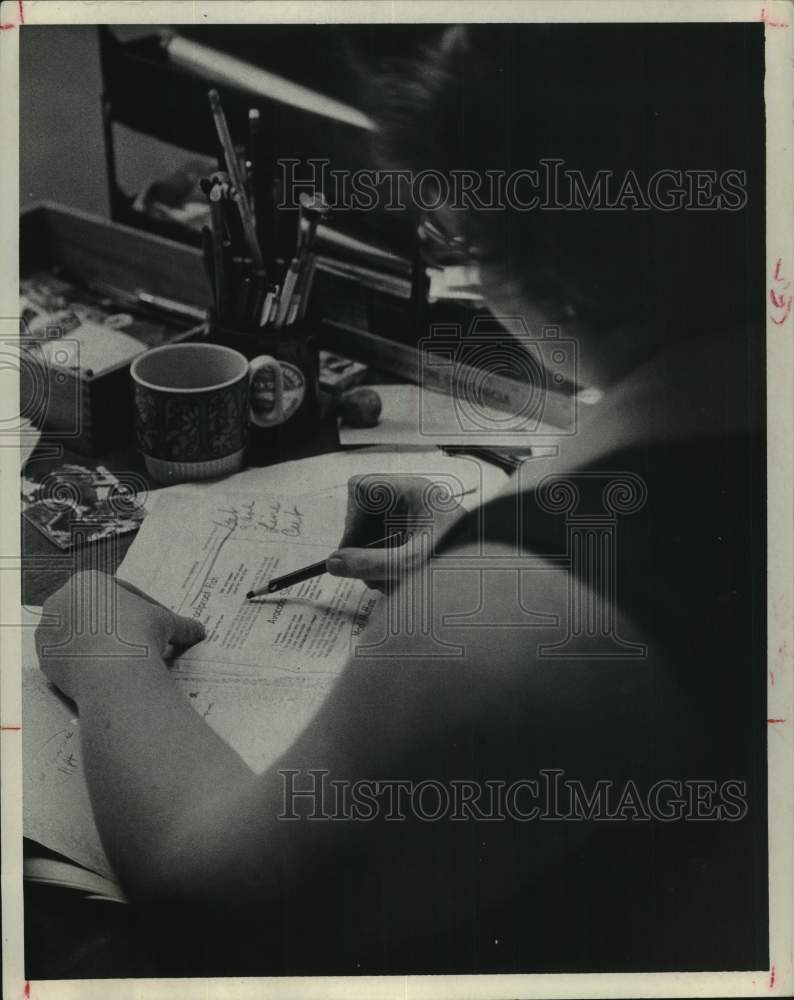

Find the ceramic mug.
[{"left": 130, "top": 342, "right": 284, "bottom": 483}]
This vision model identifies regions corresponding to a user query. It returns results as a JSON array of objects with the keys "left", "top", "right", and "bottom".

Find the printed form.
[
  {"left": 116, "top": 489, "right": 381, "bottom": 773},
  {"left": 123, "top": 491, "right": 375, "bottom": 671}
]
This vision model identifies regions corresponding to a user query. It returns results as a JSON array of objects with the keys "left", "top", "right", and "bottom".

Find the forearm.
[{"left": 76, "top": 655, "right": 258, "bottom": 900}]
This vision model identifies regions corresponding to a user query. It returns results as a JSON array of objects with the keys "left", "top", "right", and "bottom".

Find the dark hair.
[{"left": 362, "top": 23, "right": 764, "bottom": 337}]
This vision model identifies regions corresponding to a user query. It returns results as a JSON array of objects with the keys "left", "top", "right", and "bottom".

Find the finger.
[
  {"left": 339, "top": 476, "right": 389, "bottom": 548},
  {"left": 327, "top": 545, "right": 411, "bottom": 583},
  {"left": 340, "top": 475, "right": 465, "bottom": 546},
  {"left": 339, "top": 474, "right": 432, "bottom": 549},
  {"left": 165, "top": 610, "right": 206, "bottom": 648},
  {"left": 338, "top": 514, "right": 386, "bottom": 550},
  {"left": 117, "top": 579, "right": 204, "bottom": 649}
]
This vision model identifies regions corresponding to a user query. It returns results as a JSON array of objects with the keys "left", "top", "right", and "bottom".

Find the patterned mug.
[{"left": 130, "top": 342, "right": 284, "bottom": 484}]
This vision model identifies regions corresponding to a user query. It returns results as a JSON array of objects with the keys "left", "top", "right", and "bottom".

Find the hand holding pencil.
[
  {"left": 246, "top": 530, "right": 406, "bottom": 598},
  {"left": 247, "top": 476, "right": 476, "bottom": 598}
]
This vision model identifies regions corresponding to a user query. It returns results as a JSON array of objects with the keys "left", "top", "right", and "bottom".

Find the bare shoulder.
[
  {"left": 358, "top": 535, "right": 643, "bottom": 671},
  {"left": 337, "top": 536, "right": 667, "bottom": 745}
]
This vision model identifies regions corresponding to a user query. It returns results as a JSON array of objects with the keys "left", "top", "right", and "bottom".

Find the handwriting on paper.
[
  {"left": 213, "top": 499, "right": 304, "bottom": 537},
  {"left": 118, "top": 488, "right": 382, "bottom": 684},
  {"left": 0, "top": 0, "right": 24, "bottom": 30},
  {"left": 34, "top": 728, "right": 81, "bottom": 785},
  {"left": 770, "top": 258, "right": 792, "bottom": 326},
  {"left": 760, "top": 7, "right": 789, "bottom": 28}
]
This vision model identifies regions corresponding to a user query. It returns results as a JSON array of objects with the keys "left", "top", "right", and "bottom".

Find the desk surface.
[{"left": 22, "top": 415, "right": 340, "bottom": 608}]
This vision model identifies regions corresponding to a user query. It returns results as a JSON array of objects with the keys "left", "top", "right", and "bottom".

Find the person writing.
[{"left": 36, "top": 24, "right": 765, "bottom": 974}]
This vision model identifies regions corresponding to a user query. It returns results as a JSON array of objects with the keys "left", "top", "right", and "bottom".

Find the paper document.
[
  {"left": 114, "top": 489, "right": 378, "bottom": 776},
  {"left": 119, "top": 490, "right": 378, "bottom": 676},
  {"left": 21, "top": 608, "right": 115, "bottom": 879},
  {"left": 24, "top": 857, "right": 127, "bottom": 904},
  {"left": 143, "top": 447, "right": 509, "bottom": 509}
]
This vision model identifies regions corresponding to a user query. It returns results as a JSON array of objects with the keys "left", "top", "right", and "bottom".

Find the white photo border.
[{"left": 1, "top": 2, "right": 791, "bottom": 998}]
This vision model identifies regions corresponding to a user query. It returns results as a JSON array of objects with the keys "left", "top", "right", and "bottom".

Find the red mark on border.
[
  {"left": 768, "top": 718, "right": 786, "bottom": 724},
  {"left": 770, "top": 258, "right": 792, "bottom": 325},
  {"left": 769, "top": 965, "right": 776, "bottom": 988},
  {"left": 761, "top": 7, "right": 790, "bottom": 27},
  {"left": 0, "top": 0, "right": 23, "bottom": 29},
  {"left": 1, "top": 725, "right": 21, "bottom": 731},
  {"left": 23, "top": 981, "right": 30, "bottom": 999}
]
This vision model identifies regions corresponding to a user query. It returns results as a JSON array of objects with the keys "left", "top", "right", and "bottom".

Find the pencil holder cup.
[
  {"left": 130, "top": 342, "right": 289, "bottom": 485},
  {"left": 207, "top": 317, "right": 321, "bottom": 457}
]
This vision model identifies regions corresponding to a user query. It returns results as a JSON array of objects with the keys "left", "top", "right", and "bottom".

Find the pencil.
[
  {"left": 274, "top": 258, "right": 300, "bottom": 327},
  {"left": 200, "top": 225, "right": 215, "bottom": 299},
  {"left": 260, "top": 287, "right": 275, "bottom": 327},
  {"left": 289, "top": 193, "right": 328, "bottom": 323},
  {"left": 208, "top": 89, "right": 266, "bottom": 272},
  {"left": 297, "top": 256, "right": 317, "bottom": 319},
  {"left": 235, "top": 143, "right": 250, "bottom": 199},
  {"left": 247, "top": 107, "right": 260, "bottom": 217},
  {"left": 246, "top": 531, "right": 406, "bottom": 599},
  {"left": 286, "top": 297, "right": 301, "bottom": 327},
  {"left": 209, "top": 187, "right": 226, "bottom": 319},
  {"left": 268, "top": 285, "right": 281, "bottom": 323},
  {"left": 287, "top": 247, "right": 315, "bottom": 324},
  {"left": 249, "top": 269, "right": 267, "bottom": 328},
  {"left": 297, "top": 191, "right": 329, "bottom": 252}
]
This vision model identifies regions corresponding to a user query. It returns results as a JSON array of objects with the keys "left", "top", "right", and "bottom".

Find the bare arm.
[
  {"left": 35, "top": 578, "right": 265, "bottom": 902},
  {"left": 37, "top": 545, "right": 536, "bottom": 876},
  {"left": 39, "top": 529, "right": 670, "bottom": 947}
]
